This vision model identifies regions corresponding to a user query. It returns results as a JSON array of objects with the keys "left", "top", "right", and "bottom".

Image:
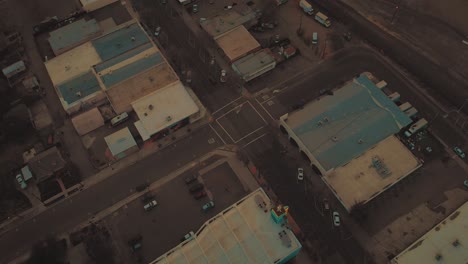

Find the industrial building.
[
  {"left": 214, "top": 25, "right": 261, "bottom": 63},
  {"left": 392, "top": 201, "right": 468, "bottom": 264},
  {"left": 104, "top": 127, "right": 138, "bottom": 160},
  {"left": 48, "top": 19, "right": 102, "bottom": 56},
  {"left": 200, "top": 10, "right": 258, "bottom": 39},
  {"left": 150, "top": 188, "right": 302, "bottom": 264},
  {"left": 231, "top": 49, "right": 276, "bottom": 82},
  {"left": 279, "top": 74, "right": 422, "bottom": 211}
]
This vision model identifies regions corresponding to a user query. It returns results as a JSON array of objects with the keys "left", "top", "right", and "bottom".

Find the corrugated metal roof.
[
  {"left": 151, "top": 188, "right": 302, "bottom": 264},
  {"left": 71, "top": 107, "right": 105, "bottom": 136},
  {"left": 56, "top": 71, "right": 101, "bottom": 105},
  {"left": 100, "top": 52, "right": 163, "bottom": 88},
  {"left": 48, "top": 19, "right": 101, "bottom": 55},
  {"left": 215, "top": 26, "right": 260, "bottom": 62},
  {"left": 104, "top": 127, "right": 137, "bottom": 156},
  {"left": 285, "top": 75, "right": 412, "bottom": 171},
  {"left": 392, "top": 201, "right": 468, "bottom": 264},
  {"left": 2, "top": 60, "right": 26, "bottom": 78},
  {"left": 91, "top": 23, "right": 149, "bottom": 61}
]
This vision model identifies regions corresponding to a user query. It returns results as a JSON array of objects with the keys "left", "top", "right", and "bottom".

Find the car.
[
  {"left": 15, "top": 174, "right": 27, "bottom": 189},
  {"left": 185, "top": 174, "right": 198, "bottom": 185},
  {"left": 332, "top": 211, "right": 341, "bottom": 227},
  {"left": 220, "top": 70, "right": 227, "bottom": 83},
  {"left": 181, "top": 231, "right": 195, "bottom": 242},
  {"left": 343, "top": 32, "right": 352, "bottom": 41},
  {"left": 192, "top": 4, "right": 198, "bottom": 13},
  {"left": 202, "top": 200, "right": 215, "bottom": 212},
  {"left": 193, "top": 190, "right": 207, "bottom": 200},
  {"left": 453, "top": 147, "right": 465, "bottom": 158},
  {"left": 33, "top": 16, "right": 59, "bottom": 35},
  {"left": 323, "top": 198, "right": 330, "bottom": 211},
  {"left": 297, "top": 168, "right": 304, "bottom": 181},
  {"left": 128, "top": 235, "right": 142, "bottom": 252},
  {"left": 464, "top": 180, "right": 468, "bottom": 188},
  {"left": 189, "top": 182, "right": 204, "bottom": 193},
  {"left": 143, "top": 200, "right": 158, "bottom": 211}
]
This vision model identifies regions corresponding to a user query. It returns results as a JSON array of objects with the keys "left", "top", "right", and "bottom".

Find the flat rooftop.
[
  {"left": 48, "top": 19, "right": 102, "bottom": 55},
  {"left": 215, "top": 26, "right": 260, "bottom": 62},
  {"left": 91, "top": 21, "right": 150, "bottom": 61},
  {"left": 283, "top": 74, "right": 413, "bottom": 171},
  {"left": 200, "top": 10, "right": 257, "bottom": 38},
  {"left": 392, "top": 201, "right": 468, "bottom": 264},
  {"left": 45, "top": 41, "right": 102, "bottom": 86},
  {"left": 132, "top": 81, "right": 199, "bottom": 139},
  {"left": 231, "top": 49, "right": 275, "bottom": 76},
  {"left": 151, "top": 188, "right": 301, "bottom": 264},
  {"left": 56, "top": 71, "right": 102, "bottom": 108},
  {"left": 323, "top": 135, "right": 421, "bottom": 211},
  {"left": 80, "top": 0, "right": 118, "bottom": 12}
]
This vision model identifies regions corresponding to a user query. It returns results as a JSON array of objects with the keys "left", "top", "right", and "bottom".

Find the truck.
[
  {"left": 299, "top": 0, "right": 313, "bottom": 15},
  {"left": 315, "top": 12, "right": 331, "bottom": 27}
]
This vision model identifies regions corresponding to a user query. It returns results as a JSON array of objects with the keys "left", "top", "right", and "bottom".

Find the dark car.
[
  {"left": 189, "top": 183, "right": 204, "bottom": 193},
  {"left": 193, "top": 190, "right": 207, "bottom": 200},
  {"left": 128, "top": 235, "right": 142, "bottom": 252},
  {"left": 33, "top": 16, "right": 59, "bottom": 35},
  {"left": 185, "top": 174, "right": 198, "bottom": 185}
]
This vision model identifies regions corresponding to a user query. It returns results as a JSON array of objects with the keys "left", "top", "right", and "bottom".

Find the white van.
[
  {"left": 110, "top": 112, "right": 129, "bottom": 127},
  {"left": 312, "top": 32, "right": 318, "bottom": 44}
]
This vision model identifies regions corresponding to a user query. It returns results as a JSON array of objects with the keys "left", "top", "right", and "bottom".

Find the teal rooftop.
[{"left": 48, "top": 19, "right": 101, "bottom": 55}]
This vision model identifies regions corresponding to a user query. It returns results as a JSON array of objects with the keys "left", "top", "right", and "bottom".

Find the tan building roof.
[
  {"left": 80, "top": 0, "right": 118, "bottom": 12},
  {"left": 44, "top": 42, "right": 101, "bottom": 86},
  {"left": 71, "top": 107, "right": 105, "bottom": 136},
  {"left": 323, "top": 135, "right": 422, "bottom": 211},
  {"left": 215, "top": 26, "right": 260, "bottom": 63}
]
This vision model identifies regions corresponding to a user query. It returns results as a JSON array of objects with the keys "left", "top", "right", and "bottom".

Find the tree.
[
  {"left": 84, "top": 224, "right": 115, "bottom": 264},
  {"left": 27, "top": 236, "right": 67, "bottom": 264}
]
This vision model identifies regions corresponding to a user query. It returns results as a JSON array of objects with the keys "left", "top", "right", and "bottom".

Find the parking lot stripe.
[
  {"left": 242, "top": 133, "right": 268, "bottom": 148},
  {"left": 209, "top": 123, "right": 227, "bottom": 145},
  {"left": 211, "top": 96, "right": 244, "bottom": 115}
]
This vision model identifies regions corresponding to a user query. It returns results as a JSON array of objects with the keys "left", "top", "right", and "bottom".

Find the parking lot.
[{"left": 104, "top": 158, "right": 248, "bottom": 263}]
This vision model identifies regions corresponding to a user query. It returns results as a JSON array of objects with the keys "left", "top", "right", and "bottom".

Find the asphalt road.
[{"left": 0, "top": 125, "right": 221, "bottom": 263}]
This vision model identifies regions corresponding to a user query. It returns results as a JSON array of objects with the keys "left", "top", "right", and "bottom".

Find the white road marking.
[
  {"left": 255, "top": 97, "right": 276, "bottom": 121},
  {"left": 216, "top": 101, "right": 249, "bottom": 120},
  {"left": 267, "top": 100, "right": 275, "bottom": 106},
  {"left": 212, "top": 96, "right": 244, "bottom": 115},
  {"left": 215, "top": 119, "right": 236, "bottom": 143},
  {"left": 248, "top": 101, "right": 268, "bottom": 125},
  {"left": 242, "top": 133, "right": 268, "bottom": 148},
  {"left": 209, "top": 124, "right": 226, "bottom": 145},
  {"left": 234, "top": 126, "right": 264, "bottom": 143}
]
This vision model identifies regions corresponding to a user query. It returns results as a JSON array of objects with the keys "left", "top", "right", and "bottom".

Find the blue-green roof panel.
[
  {"left": 57, "top": 71, "right": 101, "bottom": 106},
  {"left": 91, "top": 23, "right": 149, "bottom": 61},
  {"left": 94, "top": 42, "right": 153, "bottom": 73},
  {"left": 290, "top": 75, "right": 412, "bottom": 170},
  {"left": 49, "top": 19, "right": 101, "bottom": 54},
  {"left": 100, "top": 52, "right": 163, "bottom": 88}
]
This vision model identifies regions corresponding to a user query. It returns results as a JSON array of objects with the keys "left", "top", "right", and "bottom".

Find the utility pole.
[{"left": 297, "top": 13, "right": 304, "bottom": 36}]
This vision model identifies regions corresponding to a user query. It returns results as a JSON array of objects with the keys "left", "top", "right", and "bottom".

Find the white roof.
[
  {"left": 392, "top": 201, "right": 468, "bottom": 264},
  {"left": 44, "top": 41, "right": 101, "bottom": 86},
  {"left": 151, "top": 188, "right": 302, "bottom": 264},
  {"left": 131, "top": 81, "right": 199, "bottom": 138}
]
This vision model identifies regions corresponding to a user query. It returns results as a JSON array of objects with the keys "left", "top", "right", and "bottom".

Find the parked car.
[
  {"left": 202, "top": 200, "right": 215, "bottom": 212},
  {"left": 143, "top": 200, "right": 158, "bottom": 211},
  {"left": 193, "top": 190, "right": 207, "bottom": 200},
  {"left": 297, "top": 167, "right": 304, "bottom": 181},
  {"left": 128, "top": 235, "right": 143, "bottom": 252},
  {"left": 332, "top": 211, "right": 340, "bottom": 227},
  {"left": 192, "top": 4, "right": 198, "bottom": 13},
  {"left": 189, "top": 182, "right": 204, "bottom": 193},
  {"left": 453, "top": 147, "right": 465, "bottom": 158},
  {"left": 343, "top": 32, "right": 352, "bottom": 41},
  {"left": 323, "top": 198, "right": 330, "bottom": 211},
  {"left": 220, "top": 70, "right": 227, "bottom": 83},
  {"left": 464, "top": 180, "right": 468, "bottom": 188},
  {"left": 185, "top": 174, "right": 198, "bottom": 185},
  {"left": 181, "top": 231, "right": 195, "bottom": 242},
  {"left": 15, "top": 174, "right": 27, "bottom": 189}
]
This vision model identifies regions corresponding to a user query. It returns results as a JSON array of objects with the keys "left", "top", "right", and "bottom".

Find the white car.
[
  {"left": 333, "top": 211, "right": 341, "bottom": 227},
  {"left": 220, "top": 70, "right": 227, "bottom": 83},
  {"left": 143, "top": 200, "right": 158, "bottom": 211},
  {"left": 297, "top": 168, "right": 304, "bottom": 181}
]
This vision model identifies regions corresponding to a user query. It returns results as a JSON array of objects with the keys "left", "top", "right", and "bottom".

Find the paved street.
[{"left": 0, "top": 126, "right": 221, "bottom": 263}]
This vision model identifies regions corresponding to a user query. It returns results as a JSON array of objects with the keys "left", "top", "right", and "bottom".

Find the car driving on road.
[
  {"left": 143, "top": 200, "right": 158, "bottom": 211},
  {"left": 202, "top": 201, "right": 215, "bottom": 212},
  {"left": 453, "top": 147, "right": 465, "bottom": 158}
]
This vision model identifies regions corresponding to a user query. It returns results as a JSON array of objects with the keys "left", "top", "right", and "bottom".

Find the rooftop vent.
[
  {"left": 75, "top": 91, "right": 82, "bottom": 97},
  {"left": 148, "top": 104, "right": 154, "bottom": 110},
  {"left": 358, "top": 139, "right": 364, "bottom": 144},
  {"left": 435, "top": 254, "right": 442, "bottom": 261},
  {"left": 317, "top": 121, "right": 323, "bottom": 127},
  {"left": 452, "top": 239, "right": 460, "bottom": 247},
  {"left": 131, "top": 36, "right": 136, "bottom": 41},
  {"left": 323, "top": 117, "right": 329, "bottom": 123},
  {"left": 332, "top": 136, "right": 338, "bottom": 142},
  {"left": 166, "top": 116, "right": 172, "bottom": 122}
]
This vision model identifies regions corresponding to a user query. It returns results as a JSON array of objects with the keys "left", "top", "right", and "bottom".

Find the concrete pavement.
[{"left": 0, "top": 124, "right": 222, "bottom": 263}]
